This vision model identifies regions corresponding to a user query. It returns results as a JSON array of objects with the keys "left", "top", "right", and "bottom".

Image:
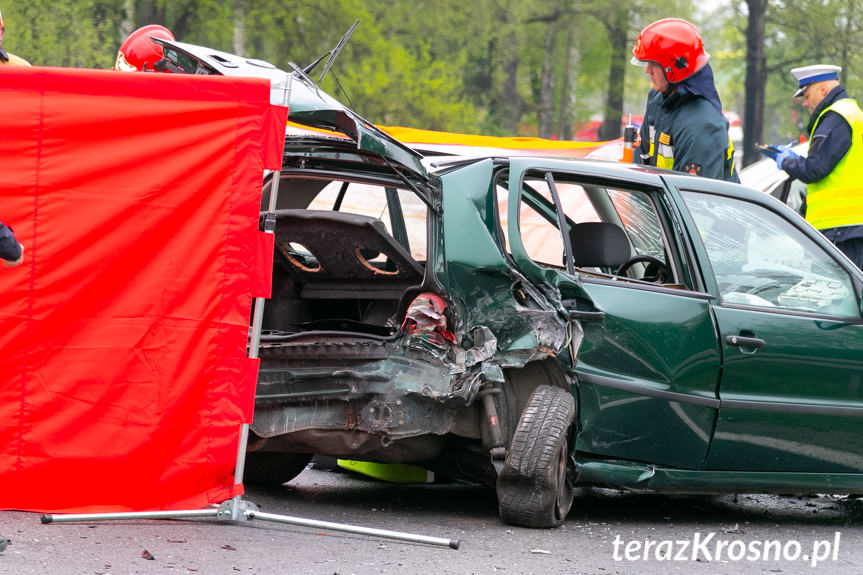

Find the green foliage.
[
  {"left": 8, "top": 0, "right": 863, "bottom": 143},
  {"left": 704, "top": 1, "right": 863, "bottom": 144},
  {"left": 4, "top": 0, "right": 124, "bottom": 68}
]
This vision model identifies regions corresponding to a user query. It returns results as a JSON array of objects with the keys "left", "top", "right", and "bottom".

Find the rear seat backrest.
[{"left": 272, "top": 209, "right": 424, "bottom": 299}]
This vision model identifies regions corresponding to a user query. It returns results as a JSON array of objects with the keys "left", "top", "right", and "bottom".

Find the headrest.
[{"left": 568, "top": 222, "right": 631, "bottom": 268}]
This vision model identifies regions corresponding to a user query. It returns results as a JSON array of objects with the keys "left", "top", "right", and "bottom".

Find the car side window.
[
  {"left": 308, "top": 181, "right": 427, "bottom": 262},
  {"left": 683, "top": 191, "right": 858, "bottom": 318},
  {"left": 496, "top": 175, "right": 599, "bottom": 265},
  {"left": 503, "top": 170, "right": 681, "bottom": 285},
  {"left": 607, "top": 189, "right": 665, "bottom": 261},
  {"left": 514, "top": 176, "right": 599, "bottom": 266}
]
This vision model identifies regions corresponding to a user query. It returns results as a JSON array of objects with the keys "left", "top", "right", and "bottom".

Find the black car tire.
[
  {"left": 491, "top": 360, "right": 569, "bottom": 450},
  {"left": 242, "top": 452, "right": 313, "bottom": 487},
  {"left": 496, "top": 385, "right": 575, "bottom": 528}
]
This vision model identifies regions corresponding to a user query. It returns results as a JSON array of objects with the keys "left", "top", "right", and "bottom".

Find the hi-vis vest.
[{"left": 806, "top": 99, "right": 863, "bottom": 230}]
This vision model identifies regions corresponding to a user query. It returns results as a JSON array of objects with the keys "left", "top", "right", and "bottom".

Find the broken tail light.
[{"left": 401, "top": 292, "right": 455, "bottom": 346}]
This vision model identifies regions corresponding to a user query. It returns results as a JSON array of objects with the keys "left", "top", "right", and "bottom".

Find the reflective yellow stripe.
[
  {"left": 726, "top": 138, "right": 735, "bottom": 179},
  {"left": 807, "top": 99, "right": 863, "bottom": 229},
  {"left": 648, "top": 125, "right": 656, "bottom": 159},
  {"left": 655, "top": 132, "right": 673, "bottom": 169}
]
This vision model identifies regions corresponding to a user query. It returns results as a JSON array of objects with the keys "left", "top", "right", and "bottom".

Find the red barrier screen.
[{"left": 0, "top": 66, "right": 286, "bottom": 512}]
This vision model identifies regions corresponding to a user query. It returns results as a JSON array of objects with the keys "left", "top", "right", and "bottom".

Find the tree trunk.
[
  {"left": 558, "top": 26, "right": 577, "bottom": 141},
  {"left": 135, "top": 0, "right": 164, "bottom": 28},
  {"left": 501, "top": 57, "right": 523, "bottom": 134},
  {"left": 233, "top": 0, "right": 246, "bottom": 56},
  {"left": 743, "top": 0, "right": 767, "bottom": 167},
  {"left": 121, "top": 0, "right": 135, "bottom": 38},
  {"left": 538, "top": 19, "right": 558, "bottom": 139},
  {"left": 598, "top": 12, "right": 627, "bottom": 141}
]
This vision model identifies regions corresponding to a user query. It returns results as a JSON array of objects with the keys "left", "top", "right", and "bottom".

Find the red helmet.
[
  {"left": 631, "top": 18, "right": 710, "bottom": 84},
  {"left": 113, "top": 24, "right": 174, "bottom": 72}
]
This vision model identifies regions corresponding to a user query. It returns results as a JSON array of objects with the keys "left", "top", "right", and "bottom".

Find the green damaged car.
[{"left": 160, "top": 40, "right": 863, "bottom": 529}]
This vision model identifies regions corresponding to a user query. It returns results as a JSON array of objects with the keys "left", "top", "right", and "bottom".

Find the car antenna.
[
  {"left": 301, "top": 53, "right": 329, "bottom": 76},
  {"left": 317, "top": 19, "right": 359, "bottom": 83},
  {"left": 301, "top": 20, "right": 359, "bottom": 80}
]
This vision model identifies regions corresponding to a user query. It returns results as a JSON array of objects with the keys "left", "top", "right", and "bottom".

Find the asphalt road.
[{"left": 2, "top": 465, "right": 863, "bottom": 574}]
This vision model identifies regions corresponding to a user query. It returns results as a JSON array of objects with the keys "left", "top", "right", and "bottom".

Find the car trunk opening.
[{"left": 261, "top": 207, "right": 426, "bottom": 343}]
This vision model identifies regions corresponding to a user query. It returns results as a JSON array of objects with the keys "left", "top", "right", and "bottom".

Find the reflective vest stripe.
[
  {"left": 655, "top": 131, "right": 673, "bottom": 169},
  {"left": 647, "top": 125, "right": 656, "bottom": 161},
  {"left": 806, "top": 99, "right": 863, "bottom": 230},
  {"left": 656, "top": 143, "right": 674, "bottom": 169},
  {"left": 647, "top": 125, "right": 735, "bottom": 179},
  {"left": 726, "top": 138, "right": 735, "bottom": 177}
]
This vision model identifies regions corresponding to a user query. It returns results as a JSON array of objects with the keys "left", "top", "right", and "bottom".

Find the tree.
[
  {"left": 557, "top": 25, "right": 578, "bottom": 141},
  {"left": 594, "top": 5, "right": 629, "bottom": 141},
  {"left": 586, "top": 0, "right": 696, "bottom": 141},
  {"left": 8, "top": 0, "right": 728, "bottom": 140},
  {"left": 730, "top": 0, "right": 863, "bottom": 146},
  {"left": 743, "top": 0, "right": 767, "bottom": 167}
]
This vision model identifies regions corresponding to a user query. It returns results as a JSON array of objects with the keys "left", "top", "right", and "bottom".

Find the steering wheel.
[{"left": 615, "top": 255, "right": 669, "bottom": 282}]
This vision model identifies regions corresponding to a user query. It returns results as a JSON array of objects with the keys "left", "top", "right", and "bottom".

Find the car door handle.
[
  {"left": 567, "top": 309, "right": 606, "bottom": 321},
  {"left": 725, "top": 335, "right": 766, "bottom": 348}
]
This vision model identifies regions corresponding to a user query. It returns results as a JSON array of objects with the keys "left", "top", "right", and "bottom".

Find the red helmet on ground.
[
  {"left": 113, "top": 24, "right": 174, "bottom": 72},
  {"left": 631, "top": 18, "right": 710, "bottom": 84}
]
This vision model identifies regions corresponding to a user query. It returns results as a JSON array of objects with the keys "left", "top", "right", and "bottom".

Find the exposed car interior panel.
[{"left": 273, "top": 209, "right": 424, "bottom": 299}]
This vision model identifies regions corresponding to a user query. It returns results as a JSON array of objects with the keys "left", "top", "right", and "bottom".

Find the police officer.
[
  {"left": 0, "top": 8, "right": 31, "bottom": 66},
  {"left": 631, "top": 18, "right": 738, "bottom": 183},
  {"left": 775, "top": 64, "right": 863, "bottom": 270}
]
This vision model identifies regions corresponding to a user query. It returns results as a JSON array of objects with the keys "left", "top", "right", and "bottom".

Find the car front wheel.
[{"left": 496, "top": 385, "right": 575, "bottom": 528}]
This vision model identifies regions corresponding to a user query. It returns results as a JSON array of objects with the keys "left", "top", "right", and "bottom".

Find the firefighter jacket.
[
  {"left": 636, "top": 65, "right": 738, "bottom": 183},
  {"left": 782, "top": 86, "right": 863, "bottom": 231}
]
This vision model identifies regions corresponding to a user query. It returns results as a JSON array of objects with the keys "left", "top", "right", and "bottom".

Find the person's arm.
[
  {"left": 1, "top": 221, "right": 24, "bottom": 266},
  {"left": 634, "top": 90, "right": 661, "bottom": 165},
  {"left": 782, "top": 112, "right": 851, "bottom": 183},
  {"left": 635, "top": 114, "right": 651, "bottom": 165}
]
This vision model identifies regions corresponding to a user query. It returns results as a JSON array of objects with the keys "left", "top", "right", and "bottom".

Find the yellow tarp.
[{"left": 379, "top": 126, "right": 618, "bottom": 159}]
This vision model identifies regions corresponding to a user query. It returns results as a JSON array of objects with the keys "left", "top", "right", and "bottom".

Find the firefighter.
[
  {"left": 113, "top": 24, "right": 175, "bottom": 72},
  {"left": 775, "top": 64, "right": 863, "bottom": 270},
  {"left": 0, "top": 8, "right": 31, "bottom": 66},
  {"left": 631, "top": 18, "right": 738, "bottom": 183}
]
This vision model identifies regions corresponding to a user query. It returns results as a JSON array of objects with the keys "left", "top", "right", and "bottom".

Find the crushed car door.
[
  {"left": 679, "top": 188, "right": 863, "bottom": 473},
  {"left": 504, "top": 159, "right": 721, "bottom": 469}
]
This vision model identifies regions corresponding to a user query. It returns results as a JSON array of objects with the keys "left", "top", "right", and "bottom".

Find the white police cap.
[{"left": 790, "top": 64, "right": 841, "bottom": 97}]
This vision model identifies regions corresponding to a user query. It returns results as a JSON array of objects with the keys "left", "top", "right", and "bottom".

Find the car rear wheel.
[
  {"left": 491, "top": 360, "right": 569, "bottom": 449},
  {"left": 242, "top": 452, "right": 313, "bottom": 487},
  {"left": 496, "top": 385, "right": 575, "bottom": 528}
]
